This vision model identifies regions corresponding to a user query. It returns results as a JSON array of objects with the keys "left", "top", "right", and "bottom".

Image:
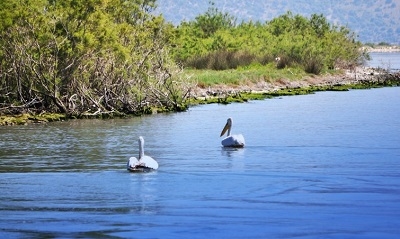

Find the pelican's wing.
[
  {"left": 235, "top": 134, "right": 245, "bottom": 146},
  {"left": 127, "top": 156, "right": 140, "bottom": 170},
  {"left": 221, "top": 134, "right": 245, "bottom": 147},
  {"left": 141, "top": 155, "right": 159, "bottom": 170}
]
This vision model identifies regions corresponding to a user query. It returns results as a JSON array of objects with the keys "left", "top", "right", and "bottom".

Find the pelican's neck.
[
  {"left": 227, "top": 126, "right": 231, "bottom": 136},
  {"left": 138, "top": 137, "right": 144, "bottom": 159}
]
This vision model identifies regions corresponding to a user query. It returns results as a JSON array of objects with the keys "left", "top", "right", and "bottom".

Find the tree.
[
  {"left": 310, "top": 13, "right": 330, "bottom": 38},
  {"left": 172, "top": 9, "right": 365, "bottom": 73},
  {"left": 0, "top": 0, "right": 191, "bottom": 116},
  {"left": 192, "top": 1, "right": 236, "bottom": 38}
]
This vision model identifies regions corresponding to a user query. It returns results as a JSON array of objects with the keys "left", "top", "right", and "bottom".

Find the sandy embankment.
[{"left": 364, "top": 46, "right": 400, "bottom": 53}]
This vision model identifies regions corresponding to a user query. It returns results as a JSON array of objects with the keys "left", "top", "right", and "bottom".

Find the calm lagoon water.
[
  {"left": 1, "top": 87, "right": 400, "bottom": 238},
  {"left": 367, "top": 52, "right": 400, "bottom": 71}
]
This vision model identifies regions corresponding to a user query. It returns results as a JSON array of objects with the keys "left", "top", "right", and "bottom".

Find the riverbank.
[
  {"left": 1, "top": 67, "right": 399, "bottom": 126},
  {"left": 364, "top": 45, "right": 400, "bottom": 53},
  {"left": 189, "top": 67, "right": 400, "bottom": 102}
]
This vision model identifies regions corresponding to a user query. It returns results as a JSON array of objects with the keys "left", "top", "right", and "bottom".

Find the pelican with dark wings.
[{"left": 220, "top": 118, "right": 245, "bottom": 148}]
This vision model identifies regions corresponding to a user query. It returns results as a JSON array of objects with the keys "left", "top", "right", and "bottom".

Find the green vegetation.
[
  {"left": 0, "top": 0, "right": 190, "bottom": 119},
  {"left": 0, "top": 113, "right": 66, "bottom": 126},
  {"left": 172, "top": 4, "right": 367, "bottom": 73},
  {"left": 187, "top": 76, "right": 400, "bottom": 107},
  {"left": 0, "top": 1, "right": 372, "bottom": 125},
  {"left": 183, "top": 63, "right": 310, "bottom": 88},
  {"left": 158, "top": 0, "right": 400, "bottom": 44}
]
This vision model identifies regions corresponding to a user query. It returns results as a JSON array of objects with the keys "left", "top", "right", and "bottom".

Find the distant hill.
[{"left": 156, "top": 0, "right": 400, "bottom": 44}]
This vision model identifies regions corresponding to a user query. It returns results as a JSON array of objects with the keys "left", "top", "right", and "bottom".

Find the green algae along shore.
[
  {"left": 189, "top": 67, "right": 400, "bottom": 104},
  {"left": 1, "top": 67, "right": 400, "bottom": 126}
]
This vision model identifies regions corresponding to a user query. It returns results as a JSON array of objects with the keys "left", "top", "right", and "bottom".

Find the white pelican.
[
  {"left": 127, "top": 136, "right": 159, "bottom": 172},
  {"left": 220, "top": 117, "right": 245, "bottom": 148}
]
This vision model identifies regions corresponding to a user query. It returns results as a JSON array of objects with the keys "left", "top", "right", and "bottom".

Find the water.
[
  {"left": 367, "top": 52, "right": 400, "bottom": 71},
  {"left": 1, "top": 87, "right": 400, "bottom": 238}
]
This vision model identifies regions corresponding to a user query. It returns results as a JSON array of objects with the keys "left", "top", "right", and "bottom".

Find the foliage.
[
  {"left": 0, "top": 1, "right": 370, "bottom": 118},
  {"left": 158, "top": 0, "right": 400, "bottom": 44},
  {"left": 183, "top": 63, "right": 308, "bottom": 88},
  {"left": 191, "top": 1, "right": 236, "bottom": 38},
  {"left": 172, "top": 8, "right": 366, "bottom": 74},
  {"left": 0, "top": 0, "right": 192, "bottom": 116}
]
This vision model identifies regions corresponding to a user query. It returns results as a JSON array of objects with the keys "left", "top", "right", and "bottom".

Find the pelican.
[
  {"left": 127, "top": 136, "right": 159, "bottom": 172},
  {"left": 220, "top": 117, "right": 245, "bottom": 148}
]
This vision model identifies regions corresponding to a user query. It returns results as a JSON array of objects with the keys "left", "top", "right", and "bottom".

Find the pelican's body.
[
  {"left": 220, "top": 118, "right": 245, "bottom": 148},
  {"left": 127, "top": 136, "right": 158, "bottom": 172}
]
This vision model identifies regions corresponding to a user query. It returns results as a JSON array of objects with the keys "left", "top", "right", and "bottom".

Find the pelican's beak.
[{"left": 220, "top": 122, "right": 229, "bottom": 137}]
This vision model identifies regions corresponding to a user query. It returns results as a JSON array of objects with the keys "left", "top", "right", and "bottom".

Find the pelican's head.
[
  {"left": 138, "top": 136, "right": 144, "bottom": 145},
  {"left": 138, "top": 136, "right": 145, "bottom": 158},
  {"left": 220, "top": 117, "right": 232, "bottom": 137}
]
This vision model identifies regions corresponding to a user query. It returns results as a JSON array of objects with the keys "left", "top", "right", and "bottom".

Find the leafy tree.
[
  {"left": 172, "top": 9, "right": 366, "bottom": 73},
  {"left": 310, "top": 13, "right": 330, "bottom": 37},
  {"left": 192, "top": 1, "right": 236, "bottom": 38},
  {"left": 0, "top": 0, "right": 191, "bottom": 116}
]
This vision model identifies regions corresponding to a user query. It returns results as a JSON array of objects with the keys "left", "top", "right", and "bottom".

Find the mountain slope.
[{"left": 156, "top": 0, "right": 400, "bottom": 44}]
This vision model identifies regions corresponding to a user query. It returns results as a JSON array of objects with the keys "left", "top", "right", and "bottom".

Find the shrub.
[
  {"left": 303, "top": 56, "right": 323, "bottom": 74},
  {"left": 184, "top": 50, "right": 256, "bottom": 70},
  {"left": 275, "top": 55, "right": 292, "bottom": 69}
]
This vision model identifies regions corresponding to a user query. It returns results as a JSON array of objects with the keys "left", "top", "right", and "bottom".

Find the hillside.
[{"left": 156, "top": 0, "right": 400, "bottom": 44}]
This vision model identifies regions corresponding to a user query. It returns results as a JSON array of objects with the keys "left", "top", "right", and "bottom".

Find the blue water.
[
  {"left": 367, "top": 52, "right": 400, "bottom": 71},
  {"left": 1, "top": 87, "right": 400, "bottom": 238}
]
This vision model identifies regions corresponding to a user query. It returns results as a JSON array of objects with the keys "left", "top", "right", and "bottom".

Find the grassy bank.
[
  {"left": 0, "top": 113, "right": 67, "bottom": 126},
  {"left": 187, "top": 65, "right": 400, "bottom": 105},
  {"left": 1, "top": 65, "right": 399, "bottom": 126},
  {"left": 184, "top": 63, "right": 313, "bottom": 87}
]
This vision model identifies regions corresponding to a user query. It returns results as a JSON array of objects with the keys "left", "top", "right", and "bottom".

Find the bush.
[
  {"left": 258, "top": 54, "right": 275, "bottom": 65},
  {"left": 275, "top": 55, "right": 292, "bottom": 69},
  {"left": 184, "top": 50, "right": 256, "bottom": 70},
  {"left": 174, "top": 9, "right": 364, "bottom": 74},
  {"left": 303, "top": 57, "right": 323, "bottom": 74}
]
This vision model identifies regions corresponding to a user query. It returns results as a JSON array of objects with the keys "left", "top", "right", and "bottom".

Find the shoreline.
[
  {"left": 1, "top": 67, "right": 399, "bottom": 126},
  {"left": 364, "top": 46, "right": 400, "bottom": 53},
  {"left": 190, "top": 67, "right": 400, "bottom": 99}
]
